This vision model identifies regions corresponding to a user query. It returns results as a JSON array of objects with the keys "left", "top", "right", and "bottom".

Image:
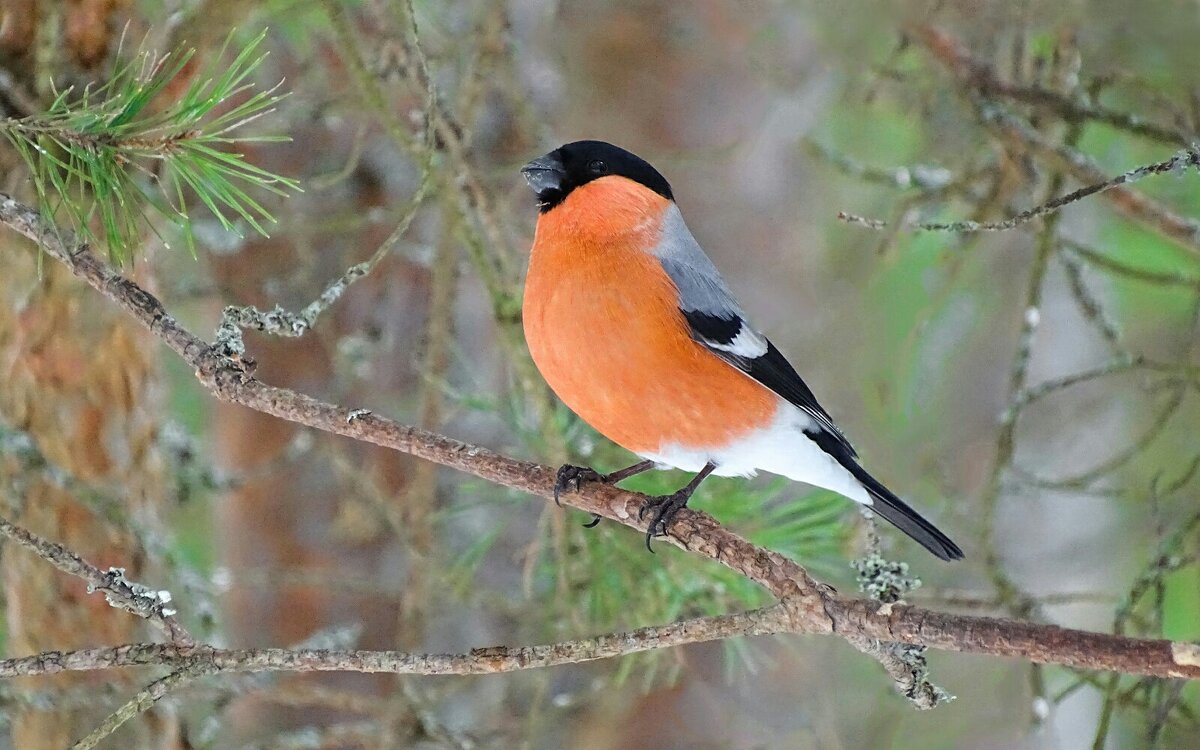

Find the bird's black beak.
[{"left": 521, "top": 152, "right": 566, "bottom": 197}]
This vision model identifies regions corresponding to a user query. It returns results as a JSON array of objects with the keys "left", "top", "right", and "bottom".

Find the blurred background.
[{"left": 1, "top": 0, "right": 1198, "bottom": 748}]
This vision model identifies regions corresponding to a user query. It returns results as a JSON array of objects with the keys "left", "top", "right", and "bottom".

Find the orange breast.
[{"left": 522, "top": 177, "right": 777, "bottom": 456}]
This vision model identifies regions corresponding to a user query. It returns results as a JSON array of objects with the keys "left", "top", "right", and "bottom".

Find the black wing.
[
  {"left": 683, "top": 310, "right": 858, "bottom": 458},
  {"left": 686, "top": 309, "right": 962, "bottom": 559}
]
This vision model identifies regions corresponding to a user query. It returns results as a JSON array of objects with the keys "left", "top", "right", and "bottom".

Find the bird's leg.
[
  {"left": 638, "top": 462, "right": 717, "bottom": 553},
  {"left": 553, "top": 460, "right": 655, "bottom": 504},
  {"left": 553, "top": 460, "right": 656, "bottom": 527}
]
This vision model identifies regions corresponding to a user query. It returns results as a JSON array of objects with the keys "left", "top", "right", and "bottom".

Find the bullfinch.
[{"left": 520, "top": 140, "right": 962, "bottom": 561}]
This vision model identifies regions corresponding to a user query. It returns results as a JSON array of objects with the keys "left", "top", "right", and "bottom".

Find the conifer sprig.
[{"left": 1, "top": 30, "right": 299, "bottom": 263}]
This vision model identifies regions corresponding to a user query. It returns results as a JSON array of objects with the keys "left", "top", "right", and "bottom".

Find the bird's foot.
[
  {"left": 553, "top": 464, "right": 605, "bottom": 505},
  {"left": 638, "top": 491, "right": 691, "bottom": 553},
  {"left": 553, "top": 464, "right": 605, "bottom": 528}
]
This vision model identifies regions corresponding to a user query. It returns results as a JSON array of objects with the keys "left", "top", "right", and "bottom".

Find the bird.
[{"left": 519, "top": 140, "right": 962, "bottom": 561}]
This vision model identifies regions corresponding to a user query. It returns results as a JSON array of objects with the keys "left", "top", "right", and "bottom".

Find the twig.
[
  {"left": 396, "top": 679, "right": 479, "bottom": 750},
  {"left": 1001, "top": 356, "right": 1144, "bottom": 421},
  {"left": 396, "top": 199, "right": 460, "bottom": 648},
  {"left": 1054, "top": 670, "right": 1197, "bottom": 729},
  {"left": 849, "top": 519, "right": 951, "bottom": 709},
  {"left": 309, "top": 121, "right": 370, "bottom": 191},
  {"left": 803, "top": 138, "right": 958, "bottom": 192},
  {"left": 1147, "top": 680, "right": 1189, "bottom": 745},
  {"left": 978, "top": 166, "right": 1067, "bottom": 615},
  {"left": 910, "top": 25, "right": 1200, "bottom": 256},
  {"left": 3, "top": 195, "right": 1200, "bottom": 685},
  {"left": 70, "top": 665, "right": 211, "bottom": 750},
  {"left": 837, "top": 147, "right": 1200, "bottom": 234},
  {"left": 977, "top": 103, "right": 1200, "bottom": 256},
  {"left": 1013, "top": 384, "right": 1186, "bottom": 491},
  {"left": 1062, "top": 238, "right": 1200, "bottom": 289},
  {"left": 1, "top": 416, "right": 223, "bottom": 639},
  {"left": 384, "top": 0, "right": 578, "bottom": 620},
  {"left": 916, "top": 590, "right": 1117, "bottom": 611},
  {"left": 908, "top": 25, "right": 1197, "bottom": 148},
  {"left": 213, "top": 160, "right": 433, "bottom": 358},
  {"left": 2, "top": 607, "right": 787, "bottom": 679},
  {"left": 0, "top": 515, "right": 193, "bottom": 646},
  {"left": 1058, "top": 250, "right": 1123, "bottom": 353},
  {"left": 1092, "top": 483, "right": 1200, "bottom": 747}
]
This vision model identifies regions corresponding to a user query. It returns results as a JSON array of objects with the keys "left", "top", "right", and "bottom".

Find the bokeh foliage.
[{"left": 0, "top": 2, "right": 1198, "bottom": 749}]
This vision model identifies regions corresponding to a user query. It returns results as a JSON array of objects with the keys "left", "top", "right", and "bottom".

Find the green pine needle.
[{"left": 0, "top": 29, "right": 300, "bottom": 263}]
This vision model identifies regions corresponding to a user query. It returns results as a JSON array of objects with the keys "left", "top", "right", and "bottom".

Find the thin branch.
[
  {"left": 1000, "top": 356, "right": 1159, "bottom": 421},
  {"left": 906, "top": 25, "right": 1197, "bottom": 148},
  {"left": 0, "top": 515, "right": 193, "bottom": 646},
  {"left": 978, "top": 103, "right": 1200, "bottom": 256},
  {"left": 916, "top": 590, "right": 1118, "bottom": 611},
  {"left": 1, "top": 607, "right": 788, "bottom": 679},
  {"left": 396, "top": 198, "right": 461, "bottom": 648},
  {"left": 3, "top": 195, "right": 1200, "bottom": 684},
  {"left": 1058, "top": 250, "right": 1124, "bottom": 353},
  {"left": 802, "top": 138, "right": 958, "bottom": 193},
  {"left": 912, "top": 25, "right": 1200, "bottom": 256},
  {"left": 836, "top": 147, "right": 1200, "bottom": 234},
  {"left": 1013, "top": 383, "right": 1187, "bottom": 491},
  {"left": 979, "top": 164, "right": 1067, "bottom": 615},
  {"left": 70, "top": 665, "right": 211, "bottom": 750},
  {"left": 1062, "top": 238, "right": 1200, "bottom": 289},
  {"left": 0, "top": 600, "right": 1197, "bottom": 682},
  {"left": 213, "top": 155, "right": 433, "bottom": 358},
  {"left": 849, "top": 519, "right": 951, "bottom": 709}
]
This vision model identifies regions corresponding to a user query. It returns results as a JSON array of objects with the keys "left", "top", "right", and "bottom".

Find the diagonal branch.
[
  {"left": 906, "top": 26, "right": 1196, "bottom": 148},
  {"left": 836, "top": 147, "right": 1200, "bottom": 234},
  {"left": 69, "top": 665, "right": 211, "bottom": 750},
  {"left": 0, "top": 516, "right": 193, "bottom": 646},
  {"left": 2, "top": 194, "right": 1199, "bottom": 683},
  {"left": 911, "top": 25, "right": 1200, "bottom": 256}
]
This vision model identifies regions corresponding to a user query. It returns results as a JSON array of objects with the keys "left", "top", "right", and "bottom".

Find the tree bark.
[{"left": 0, "top": 251, "right": 180, "bottom": 748}]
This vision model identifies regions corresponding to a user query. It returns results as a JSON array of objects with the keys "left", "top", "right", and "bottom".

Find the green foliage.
[
  {"left": 1, "top": 30, "right": 299, "bottom": 263},
  {"left": 1162, "top": 566, "right": 1200, "bottom": 641}
]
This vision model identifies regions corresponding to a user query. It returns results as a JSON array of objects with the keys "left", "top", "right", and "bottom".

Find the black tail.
[
  {"left": 849, "top": 463, "right": 963, "bottom": 561},
  {"left": 802, "top": 427, "right": 963, "bottom": 560}
]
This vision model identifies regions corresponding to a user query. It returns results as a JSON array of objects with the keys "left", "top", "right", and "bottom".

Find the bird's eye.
[{"left": 588, "top": 159, "right": 608, "bottom": 174}]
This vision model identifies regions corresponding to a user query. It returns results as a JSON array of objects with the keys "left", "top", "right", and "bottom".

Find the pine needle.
[{"left": 0, "top": 29, "right": 300, "bottom": 264}]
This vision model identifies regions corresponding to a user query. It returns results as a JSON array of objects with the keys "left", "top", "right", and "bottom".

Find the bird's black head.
[{"left": 520, "top": 140, "right": 673, "bottom": 212}]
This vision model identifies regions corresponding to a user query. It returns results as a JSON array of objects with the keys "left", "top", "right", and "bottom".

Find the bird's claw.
[
  {"left": 555, "top": 465, "right": 607, "bottom": 529},
  {"left": 553, "top": 464, "right": 605, "bottom": 507},
  {"left": 638, "top": 491, "right": 690, "bottom": 553}
]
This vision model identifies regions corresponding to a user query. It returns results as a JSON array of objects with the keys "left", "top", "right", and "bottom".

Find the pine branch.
[
  {"left": 0, "top": 29, "right": 299, "bottom": 263},
  {"left": 2, "top": 194, "right": 1199, "bottom": 685}
]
